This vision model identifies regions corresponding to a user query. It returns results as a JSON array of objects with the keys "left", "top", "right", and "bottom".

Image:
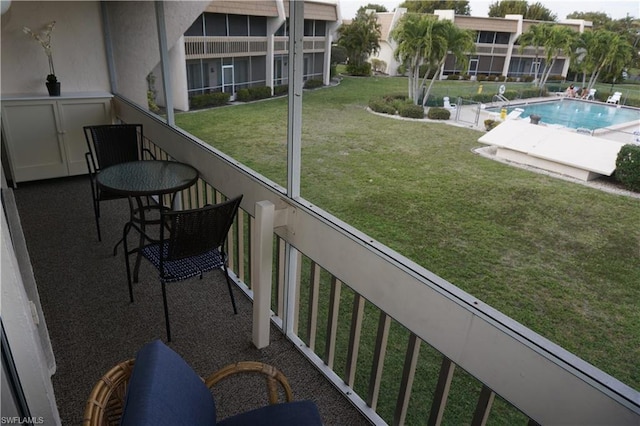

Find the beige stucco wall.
[
  {"left": 104, "top": 1, "right": 205, "bottom": 111},
  {"left": 1, "top": 1, "right": 110, "bottom": 95}
]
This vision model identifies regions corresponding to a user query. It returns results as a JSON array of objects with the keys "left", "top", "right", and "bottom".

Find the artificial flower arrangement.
[{"left": 23, "top": 21, "right": 58, "bottom": 87}]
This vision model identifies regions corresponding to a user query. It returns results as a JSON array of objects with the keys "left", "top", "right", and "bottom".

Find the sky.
[{"left": 338, "top": 0, "right": 639, "bottom": 20}]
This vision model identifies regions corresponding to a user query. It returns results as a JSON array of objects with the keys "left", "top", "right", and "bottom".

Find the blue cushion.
[
  {"left": 120, "top": 340, "right": 217, "bottom": 426},
  {"left": 217, "top": 400, "right": 322, "bottom": 426}
]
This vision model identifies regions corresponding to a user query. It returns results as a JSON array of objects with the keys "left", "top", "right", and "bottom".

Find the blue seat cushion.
[
  {"left": 120, "top": 340, "right": 217, "bottom": 426},
  {"left": 142, "top": 242, "right": 225, "bottom": 283},
  {"left": 216, "top": 400, "right": 322, "bottom": 426}
]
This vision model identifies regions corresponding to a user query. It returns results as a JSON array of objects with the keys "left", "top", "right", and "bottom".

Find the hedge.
[
  {"left": 426, "top": 107, "right": 450, "bottom": 120},
  {"left": 399, "top": 104, "right": 425, "bottom": 119},
  {"left": 615, "top": 144, "right": 640, "bottom": 192},
  {"left": 189, "top": 92, "right": 230, "bottom": 109}
]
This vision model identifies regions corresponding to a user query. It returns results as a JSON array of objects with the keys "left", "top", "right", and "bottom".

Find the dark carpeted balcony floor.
[{"left": 13, "top": 175, "right": 371, "bottom": 425}]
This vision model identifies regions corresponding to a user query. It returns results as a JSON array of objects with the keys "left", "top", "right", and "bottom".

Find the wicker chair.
[
  {"left": 83, "top": 360, "right": 294, "bottom": 426},
  {"left": 84, "top": 124, "right": 152, "bottom": 242},
  {"left": 83, "top": 340, "right": 321, "bottom": 426},
  {"left": 124, "top": 196, "right": 243, "bottom": 341}
]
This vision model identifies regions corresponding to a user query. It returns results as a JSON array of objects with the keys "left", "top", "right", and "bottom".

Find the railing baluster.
[
  {"left": 306, "top": 262, "right": 321, "bottom": 351},
  {"left": 237, "top": 210, "right": 246, "bottom": 283},
  {"left": 367, "top": 312, "right": 391, "bottom": 410},
  {"left": 324, "top": 276, "right": 342, "bottom": 368},
  {"left": 394, "top": 333, "right": 421, "bottom": 426},
  {"left": 345, "top": 293, "right": 365, "bottom": 388},
  {"left": 277, "top": 238, "right": 285, "bottom": 317},
  {"left": 292, "top": 250, "right": 302, "bottom": 334},
  {"left": 428, "top": 357, "right": 456, "bottom": 426},
  {"left": 471, "top": 385, "right": 495, "bottom": 426}
]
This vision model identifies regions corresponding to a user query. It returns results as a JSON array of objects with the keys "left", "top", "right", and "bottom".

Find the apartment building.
[
  {"left": 372, "top": 8, "right": 591, "bottom": 79},
  {"left": 182, "top": 0, "right": 340, "bottom": 99}
]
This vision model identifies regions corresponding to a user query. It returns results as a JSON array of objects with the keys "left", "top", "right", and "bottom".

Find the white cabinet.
[{"left": 2, "top": 93, "right": 113, "bottom": 183}]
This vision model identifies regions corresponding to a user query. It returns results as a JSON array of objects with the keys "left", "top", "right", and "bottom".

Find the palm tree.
[
  {"left": 420, "top": 20, "right": 475, "bottom": 106},
  {"left": 538, "top": 25, "right": 579, "bottom": 88},
  {"left": 391, "top": 14, "right": 474, "bottom": 105},
  {"left": 518, "top": 24, "right": 551, "bottom": 85},
  {"left": 581, "top": 29, "right": 633, "bottom": 91}
]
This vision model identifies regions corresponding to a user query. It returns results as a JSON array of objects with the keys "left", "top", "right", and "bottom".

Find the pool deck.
[{"left": 477, "top": 119, "right": 627, "bottom": 181}]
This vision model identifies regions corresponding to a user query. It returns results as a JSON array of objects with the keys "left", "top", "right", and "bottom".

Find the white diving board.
[{"left": 478, "top": 120, "right": 626, "bottom": 181}]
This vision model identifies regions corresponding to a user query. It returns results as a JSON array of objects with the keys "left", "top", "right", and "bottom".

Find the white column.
[{"left": 251, "top": 201, "right": 275, "bottom": 349}]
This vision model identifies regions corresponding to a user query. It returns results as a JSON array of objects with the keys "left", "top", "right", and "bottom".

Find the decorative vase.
[{"left": 46, "top": 81, "right": 61, "bottom": 96}]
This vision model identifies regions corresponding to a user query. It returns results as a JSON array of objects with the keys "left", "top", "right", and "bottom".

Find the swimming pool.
[{"left": 497, "top": 99, "right": 639, "bottom": 130}]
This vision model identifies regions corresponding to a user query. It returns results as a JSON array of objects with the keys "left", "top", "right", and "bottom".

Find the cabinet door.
[
  {"left": 1, "top": 102, "right": 67, "bottom": 182},
  {"left": 58, "top": 99, "right": 112, "bottom": 176}
]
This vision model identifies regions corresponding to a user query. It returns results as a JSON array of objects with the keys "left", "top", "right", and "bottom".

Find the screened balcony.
[{"left": 1, "top": 1, "right": 639, "bottom": 425}]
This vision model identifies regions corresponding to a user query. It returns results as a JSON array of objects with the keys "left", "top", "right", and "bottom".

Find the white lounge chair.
[
  {"left": 506, "top": 108, "right": 524, "bottom": 120},
  {"left": 584, "top": 89, "right": 596, "bottom": 101},
  {"left": 606, "top": 92, "right": 622, "bottom": 104}
]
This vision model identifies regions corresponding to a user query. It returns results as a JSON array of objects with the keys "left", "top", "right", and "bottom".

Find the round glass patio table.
[
  {"left": 96, "top": 160, "right": 198, "bottom": 197},
  {"left": 97, "top": 160, "right": 199, "bottom": 279}
]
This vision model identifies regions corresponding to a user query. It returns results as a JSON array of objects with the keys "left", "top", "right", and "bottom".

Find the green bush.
[
  {"left": 398, "top": 103, "right": 425, "bottom": 119},
  {"left": 236, "top": 88, "right": 251, "bottom": 102},
  {"left": 189, "top": 92, "right": 230, "bottom": 109},
  {"left": 346, "top": 62, "right": 372, "bottom": 76},
  {"left": 368, "top": 98, "right": 396, "bottom": 115},
  {"left": 304, "top": 79, "right": 324, "bottom": 89},
  {"left": 274, "top": 85, "right": 288, "bottom": 96},
  {"left": 484, "top": 119, "right": 500, "bottom": 131},
  {"left": 471, "top": 93, "right": 495, "bottom": 103},
  {"left": 426, "top": 107, "right": 450, "bottom": 120},
  {"left": 615, "top": 144, "right": 640, "bottom": 192}
]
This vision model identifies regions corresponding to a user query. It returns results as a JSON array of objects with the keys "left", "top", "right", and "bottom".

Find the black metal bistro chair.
[
  {"left": 84, "top": 124, "right": 153, "bottom": 242},
  {"left": 124, "top": 195, "right": 243, "bottom": 341}
]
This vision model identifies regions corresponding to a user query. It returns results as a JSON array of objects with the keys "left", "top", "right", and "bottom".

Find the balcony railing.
[
  {"left": 114, "top": 97, "right": 640, "bottom": 425},
  {"left": 184, "top": 36, "right": 326, "bottom": 59},
  {"left": 475, "top": 43, "right": 510, "bottom": 55}
]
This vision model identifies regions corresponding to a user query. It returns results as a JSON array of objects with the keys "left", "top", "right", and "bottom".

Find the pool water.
[{"left": 500, "top": 99, "right": 639, "bottom": 130}]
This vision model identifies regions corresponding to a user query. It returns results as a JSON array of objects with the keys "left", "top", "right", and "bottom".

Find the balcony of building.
[
  {"left": 184, "top": 35, "right": 327, "bottom": 59},
  {"left": 2, "top": 2, "right": 638, "bottom": 425},
  {"left": 4, "top": 95, "right": 639, "bottom": 425}
]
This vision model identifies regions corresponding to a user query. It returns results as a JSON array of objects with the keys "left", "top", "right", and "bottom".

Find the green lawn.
[{"left": 176, "top": 76, "right": 640, "bottom": 404}]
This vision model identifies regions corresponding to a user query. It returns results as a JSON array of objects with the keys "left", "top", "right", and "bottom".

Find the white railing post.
[{"left": 252, "top": 200, "right": 275, "bottom": 349}]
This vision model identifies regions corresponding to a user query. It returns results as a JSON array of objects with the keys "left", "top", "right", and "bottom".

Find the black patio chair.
[
  {"left": 124, "top": 195, "right": 243, "bottom": 341},
  {"left": 84, "top": 124, "right": 153, "bottom": 241}
]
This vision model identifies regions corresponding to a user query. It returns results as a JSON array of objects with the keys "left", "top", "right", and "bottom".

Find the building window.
[
  {"left": 495, "top": 32, "right": 510, "bottom": 44},
  {"left": 249, "top": 16, "right": 267, "bottom": 36},
  {"left": 477, "top": 31, "right": 495, "bottom": 43},
  {"left": 205, "top": 13, "right": 226, "bottom": 36},
  {"left": 228, "top": 14, "right": 249, "bottom": 36}
]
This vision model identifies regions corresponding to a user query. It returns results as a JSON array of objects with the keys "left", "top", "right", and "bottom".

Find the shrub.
[
  {"left": 399, "top": 104, "right": 425, "bottom": 119},
  {"left": 615, "top": 144, "right": 640, "bottom": 192},
  {"left": 522, "top": 75, "right": 534, "bottom": 82},
  {"left": 426, "top": 107, "right": 450, "bottom": 120},
  {"left": 471, "top": 93, "right": 494, "bottom": 103},
  {"left": 274, "top": 85, "right": 288, "bottom": 96},
  {"left": 236, "top": 88, "right": 251, "bottom": 102},
  {"left": 249, "top": 86, "right": 272, "bottom": 100},
  {"left": 484, "top": 119, "right": 500, "bottom": 131},
  {"left": 371, "top": 58, "right": 387, "bottom": 73},
  {"left": 368, "top": 98, "right": 396, "bottom": 115},
  {"left": 189, "top": 92, "right": 230, "bottom": 109},
  {"left": 304, "top": 79, "right": 324, "bottom": 89},
  {"left": 346, "top": 62, "right": 372, "bottom": 76}
]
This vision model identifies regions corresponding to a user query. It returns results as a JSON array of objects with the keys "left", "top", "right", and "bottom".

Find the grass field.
[{"left": 175, "top": 76, "right": 640, "bottom": 419}]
